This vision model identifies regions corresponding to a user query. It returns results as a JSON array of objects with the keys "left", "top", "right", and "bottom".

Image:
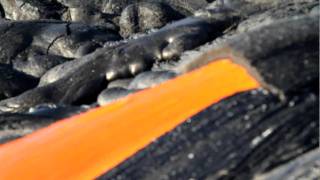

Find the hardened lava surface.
[{"left": 0, "top": 0, "right": 318, "bottom": 179}]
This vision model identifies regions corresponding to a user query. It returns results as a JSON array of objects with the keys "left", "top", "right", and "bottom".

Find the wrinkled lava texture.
[{"left": 0, "top": 0, "right": 319, "bottom": 179}]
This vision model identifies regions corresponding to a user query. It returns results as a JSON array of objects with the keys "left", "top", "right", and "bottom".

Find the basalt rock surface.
[
  {"left": 0, "top": 0, "right": 318, "bottom": 179},
  {"left": 101, "top": 88, "right": 319, "bottom": 179},
  {"left": 0, "top": 8, "right": 240, "bottom": 113},
  {"left": 255, "top": 149, "right": 320, "bottom": 180},
  {"left": 0, "top": 64, "right": 38, "bottom": 100}
]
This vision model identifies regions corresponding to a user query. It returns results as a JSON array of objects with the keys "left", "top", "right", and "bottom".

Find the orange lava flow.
[{"left": 0, "top": 59, "right": 260, "bottom": 180}]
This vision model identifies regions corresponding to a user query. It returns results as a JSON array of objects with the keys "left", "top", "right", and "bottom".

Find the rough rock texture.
[
  {"left": 0, "top": 8, "right": 239, "bottom": 113},
  {"left": 0, "top": 0, "right": 66, "bottom": 20},
  {"left": 0, "top": 20, "right": 120, "bottom": 62},
  {"left": 0, "top": 1, "right": 318, "bottom": 179},
  {"left": 97, "top": 87, "right": 137, "bottom": 105},
  {"left": 97, "top": 70, "right": 177, "bottom": 105},
  {"left": 0, "top": 113, "right": 56, "bottom": 144},
  {"left": 255, "top": 149, "right": 320, "bottom": 180},
  {"left": 0, "top": 103, "right": 89, "bottom": 144},
  {"left": 100, "top": 88, "right": 319, "bottom": 179},
  {"left": 128, "top": 70, "right": 177, "bottom": 89},
  {"left": 177, "top": 14, "right": 319, "bottom": 99},
  {"left": 0, "top": 64, "right": 38, "bottom": 100},
  {"left": 107, "top": 78, "right": 133, "bottom": 89},
  {"left": 119, "top": 2, "right": 182, "bottom": 38}
]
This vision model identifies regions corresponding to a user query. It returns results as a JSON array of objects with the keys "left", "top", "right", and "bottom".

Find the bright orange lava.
[{"left": 0, "top": 59, "right": 260, "bottom": 180}]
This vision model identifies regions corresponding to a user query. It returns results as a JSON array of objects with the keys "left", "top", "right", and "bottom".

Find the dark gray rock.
[
  {"left": 97, "top": 87, "right": 137, "bottom": 105},
  {"left": 107, "top": 78, "right": 133, "bottom": 89},
  {"left": 0, "top": 8, "right": 238, "bottom": 113},
  {"left": 128, "top": 70, "right": 176, "bottom": 89},
  {"left": 58, "top": 0, "right": 208, "bottom": 16},
  {"left": 0, "top": 1, "right": 318, "bottom": 177},
  {"left": 100, "top": 89, "right": 319, "bottom": 179},
  {"left": 0, "top": 2, "right": 4, "bottom": 18},
  {"left": 57, "top": 0, "right": 208, "bottom": 26},
  {"left": 0, "top": 113, "right": 56, "bottom": 144},
  {"left": 0, "top": 19, "right": 121, "bottom": 89},
  {"left": 255, "top": 149, "right": 320, "bottom": 180},
  {"left": 311, "top": 5, "right": 319, "bottom": 15},
  {"left": 27, "top": 103, "right": 89, "bottom": 119},
  {"left": 0, "top": 103, "right": 89, "bottom": 144},
  {"left": 235, "top": 1, "right": 317, "bottom": 33},
  {"left": 38, "top": 56, "right": 91, "bottom": 86},
  {"left": 0, "top": 0, "right": 66, "bottom": 20},
  {"left": 178, "top": 14, "right": 319, "bottom": 99},
  {"left": 13, "top": 51, "right": 71, "bottom": 78},
  {"left": 0, "top": 64, "right": 38, "bottom": 101},
  {"left": 0, "top": 20, "right": 121, "bottom": 65},
  {"left": 119, "top": 2, "right": 181, "bottom": 38}
]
